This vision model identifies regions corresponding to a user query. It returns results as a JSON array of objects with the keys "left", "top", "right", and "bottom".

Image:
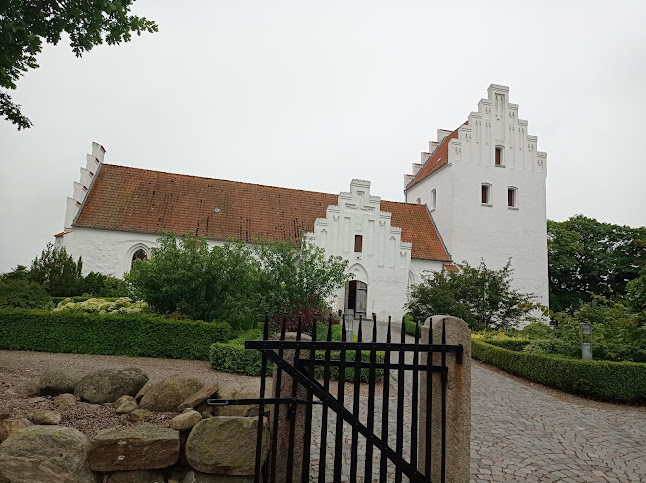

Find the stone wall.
[{"left": 0, "top": 368, "right": 268, "bottom": 483}]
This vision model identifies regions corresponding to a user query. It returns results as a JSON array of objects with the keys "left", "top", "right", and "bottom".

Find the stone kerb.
[{"left": 418, "top": 315, "right": 471, "bottom": 483}]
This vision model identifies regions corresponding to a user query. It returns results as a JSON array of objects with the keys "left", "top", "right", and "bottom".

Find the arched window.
[{"left": 131, "top": 248, "right": 148, "bottom": 269}]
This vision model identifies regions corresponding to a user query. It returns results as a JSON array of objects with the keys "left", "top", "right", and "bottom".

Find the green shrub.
[
  {"left": 472, "top": 333, "right": 531, "bottom": 352},
  {"left": 0, "top": 279, "right": 52, "bottom": 309},
  {"left": 522, "top": 338, "right": 579, "bottom": 357},
  {"left": 53, "top": 297, "right": 147, "bottom": 314},
  {"left": 471, "top": 339, "right": 646, "bottom": 402},
  {"left": 52, "top": 296, "right": 122, "bottom": 305},
  {"left": 0, "top": 309, "right": 230, "bottom": 360},
  {"left": 520, "top": 321, "right": 555, "bottom": 339},
  {"left": 209, "top": 326, "right": 386, "bottom": 382}
]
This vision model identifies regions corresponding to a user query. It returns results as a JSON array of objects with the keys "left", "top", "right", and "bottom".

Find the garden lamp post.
[
  {"left": 344, "top": 309, "right": 354, "bottom": 341},
  {"left": 580, "top": 322, "right": 592, "bottom": 360}
]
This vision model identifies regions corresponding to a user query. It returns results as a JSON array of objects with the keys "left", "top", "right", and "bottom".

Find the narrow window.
[
  {"left": 495, "top": 147, "right": 502, "bottom": 166},
  {"left": 354, "top": 235, "right": 363, "bottom": 253},
  {"left": 508, "top": 187, "right": 518, "bottom": 208},
  {"left": 431, "top": 189, "right": 437, "bottom": 210},
  {"left": 481, "top": 184, "right": 491, "bottom": 205},
  {"left": 416, "top": 197, "right": 421, "bottom": 205},
  {"left": 131, "top": 248, "right": 148, "bottom": 269}
]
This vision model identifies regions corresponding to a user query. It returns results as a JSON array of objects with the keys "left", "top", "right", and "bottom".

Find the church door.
[{"left": 345, "top": 280, "right": 368, "bottom": 319}]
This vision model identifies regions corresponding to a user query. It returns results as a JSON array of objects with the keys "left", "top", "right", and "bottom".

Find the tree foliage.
[
  {"left": 0, "top": 278, "right": 51, "bottom": 309},
  {"left": 3, "top": 243, "right": 128, "bottom": 297},
  {"left": 1, "top": 0, "right": 157, "bottom": 129},
  {"left": 547, "top": 215, "right": 646, "bottom": 312},
  {"left": 28, "top": 242, "right": 83, "bottom": 296},
  {"left": 125, "top": 233, "right": 351, "bottom": 330},
  {"left": 406, "top": 260, "right": 539, "bottom": 331}
]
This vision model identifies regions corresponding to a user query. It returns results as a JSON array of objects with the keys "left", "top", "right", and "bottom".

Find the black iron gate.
[{"left": 208, "top": 315, "right": 463, "bottom": 482}]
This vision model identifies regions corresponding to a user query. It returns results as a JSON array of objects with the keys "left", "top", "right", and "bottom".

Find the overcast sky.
[{"left": 1, "top": 0, "right": 645, "bottom": 273}]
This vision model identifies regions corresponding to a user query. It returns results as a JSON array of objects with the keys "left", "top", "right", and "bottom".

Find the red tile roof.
[
  {"left": 406, "top": 123, "right": 465, "bottom": 190},
  {"left": 53, "top": 231, "right": 70, "bottom": 237},
  {"left": 73, "top": 164, "right": 451, "bottom": 261},
  {"left": 443, "top": 263, "right": 459, "bottom": 272}
]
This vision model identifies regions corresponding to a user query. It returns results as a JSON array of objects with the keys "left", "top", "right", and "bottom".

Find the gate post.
[
  {"left": 272, "top": 332, "right": 310, "bottom": 482},
  {"left": 418, "top": 315, "right": 471, "bottom": 483}
]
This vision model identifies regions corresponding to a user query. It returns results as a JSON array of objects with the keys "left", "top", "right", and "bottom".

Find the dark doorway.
[{"left": 346, "top": 280, "right": 367, "bottom": 319}]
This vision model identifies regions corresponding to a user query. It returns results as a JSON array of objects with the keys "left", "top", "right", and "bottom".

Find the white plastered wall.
[
  {"left": 306, "top": 179, "right": 426, "bottom": 321},
  {"left": 404, "top": 85, "right": 549, "bottom": 308}
]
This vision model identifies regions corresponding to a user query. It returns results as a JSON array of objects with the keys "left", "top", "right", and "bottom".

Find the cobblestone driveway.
[
  {"left": 308, "top": 320, "right": 646, "bottom": 482},
  {"left": 471, "top": 362, "right": 646, "bottom": 482}
]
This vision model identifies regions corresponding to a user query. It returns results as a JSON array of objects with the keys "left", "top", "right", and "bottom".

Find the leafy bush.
[
  {"left": 406, "top": 260, "right": 540, "bottom": 331},
  {"left": 0, "top": 309, "right": 230, "bottom": 360},
  {"left": 404, "top": 315, "right": 422, "bottom": 338},
  {"left": 471, "top": 339, "right": 646, "bottom": 402},
  {"left": 80, "top": 272, "right": 129, "bottom": 297},
  {"left": 522, "top": 338, "right": 578, "bottom": 357},
  {"left": 0, "top": 279, "right": 52, "bottom": 309},
  {"left": 53, "top": 297, "right": 147, "bottom": 314},
  {"left": 520, "top": 321, "right": 555, "bottom": 339},
  {"left": 126, "top": 234, "right": 351, "bottom": 331}
]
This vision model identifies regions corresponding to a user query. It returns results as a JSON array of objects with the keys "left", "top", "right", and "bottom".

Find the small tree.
[
  {"left": 255, "top": 239, "right": 350, "bottom": 325},
  {"left": 406, "top": 260, "right": 539, "bottom": 331},
  {"left": 29, "top": 243, "right": 84, "bottom": 296}
]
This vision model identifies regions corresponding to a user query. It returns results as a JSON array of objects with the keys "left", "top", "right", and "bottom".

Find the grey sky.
[{"left": 1, "top": 0, "right": 645, "bottom": 273}]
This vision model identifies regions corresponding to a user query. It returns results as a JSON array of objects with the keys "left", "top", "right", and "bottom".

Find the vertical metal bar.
[
  {"left": 349, "top": 316, "right": 363, "bottom": 482},
  {"left": 410, "top": 319, "right": 420, "bottom": 473},
  {"left": 379, "top": 316, "right": 392, "bottom": 483},
  {"left": 318, "top": 315, "right": 333, "bottom": 482},
  {"left": 254, "top": 315, "right": 269, "bottom": 483},
  {"left": 441, "top": 318, "right": 447, "bottom": 483},
  {"left": 364, "top": 314, "right": 378, "bottom": 482},
  {"left": 395, "top": 316, "right": 406, "bottom": 483},
  {"left": 270, "top": 316, "right": 287, "bottom": 483},
  {"left": 333, "top": 317, "right": 347, "bottom": 482},
  {"left": 285, "top": 314, "right": 303, "bottom": 483},
  {"left": 424, "top": 320, "right": 433, "bottom": 481},
  {"left": 301, "top": 317, "right": 316, "bottom": 482}
]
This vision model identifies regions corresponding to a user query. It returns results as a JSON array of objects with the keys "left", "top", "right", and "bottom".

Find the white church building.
[{"left": 55, "top": 84, "right": 548, "bottom": 321}]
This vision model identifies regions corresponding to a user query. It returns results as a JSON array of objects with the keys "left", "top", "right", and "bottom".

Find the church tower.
[{"left": 404, "top": 84, "right": 549, "bottom": 307}]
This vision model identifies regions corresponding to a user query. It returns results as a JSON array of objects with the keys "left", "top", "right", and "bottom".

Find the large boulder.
[
  {"left": 139, "top": 375, "right": 204, "bottom": 412},
  {"left": 87, "top": 425, "right": 179, "bottom": 471},
  {"left": 176, "top": 382, "right": 219, "bottom": 412},
  {"left": 0, "top": 418, "right": 33, "bottom": 442},
  {"left": 169, "top": 410, "right": 202, "bottom": 431},
  {"left": 39, "top": 368, "right": 84, "bottom": 395},
  {"left": 104, "top": 470, "right": 164, "bottom": 482},
  {"left": 75, "top": 368, "right": 148, "bottom": 404},
  {"left": 185, "top": 416, "right": 269, "bottom": 475},
  {"left": 214, "top": 380, "right": 272, "bottom": 417},
  {"left": 0, "top": 425, "right": 95, "bottom": 483}
]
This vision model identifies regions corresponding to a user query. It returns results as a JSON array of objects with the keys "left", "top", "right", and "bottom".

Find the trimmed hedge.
[
  {"left": 478, "top": 337, "right": 531, "bottom": 352},
  {"left": 210, "top": 327, "right": 386, "bottom": 382},
  {"left": 0, "top": 309, "right": 230, "bottom": 360},
  {"left": 472, "top": 338, "right": 646, "bottom": 403}
]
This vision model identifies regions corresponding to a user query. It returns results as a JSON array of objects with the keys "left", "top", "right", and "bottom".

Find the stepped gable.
[
  {"left": 74, "top": 164, "right": 450, "bottom": 261},
  {"left": 406, "top": 124, "right": 462, "bottom": 190}
]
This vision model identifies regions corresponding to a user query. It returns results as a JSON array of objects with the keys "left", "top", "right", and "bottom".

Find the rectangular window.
[
  {"left": 354, "top": 235, "right": 363, "bottom": 253},
  {"left": 481, "top": 185, "right": 490, "bottom": 204},
  {"left": 495, "top": 147, "right": 502, "bottom": 166},
  {"left": 508, "top": 188, "right": 517, "bottom": 208}
]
